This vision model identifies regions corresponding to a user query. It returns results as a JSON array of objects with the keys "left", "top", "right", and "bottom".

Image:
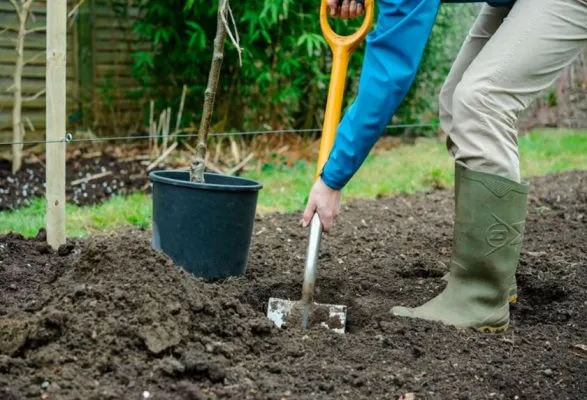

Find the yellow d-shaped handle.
[
  {"left": 315, "top": 0, "right": 375, "bottom": 179},
  {"left": 320, "top": 0, "right": 375, "bottom": 54}
]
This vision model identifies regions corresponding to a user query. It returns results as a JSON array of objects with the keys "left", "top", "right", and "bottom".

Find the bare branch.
[
  {"left": 25, "top": 117, "right": 35, "bottom": 132},
  {"left": 221, "top": 0, "right": 242, "bottom": 66},
  {"left": 68, "top": 0, "right": 86, "bottom": 19},
  {"left": 25, "top": 26, "right": 46, "bottom": 35},
  {"left": 9, "top": 0, "right": 19, "bottom": 12},
  {"left": 22, "top": 88, "right": 45, "bottom": 102},
  {"left": 147, "top": 142, "right": 178, "bottom": 171},
  {"left": 71, "top": 171, "right": 113, "bottom": 186},
  {"left": 226, "top": 153, "right": 254, "bottom": 176},
  {"left": 24, "top": 51, "right": 45, "bottom": 66},
  {"left": 10, "top": 0, "right": 33, "bottom": 173}
]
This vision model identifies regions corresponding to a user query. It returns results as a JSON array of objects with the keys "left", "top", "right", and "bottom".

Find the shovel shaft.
[
  {"left": 300, "top": 0, "right": 374, "bottom": 329},
  {"left": 301, "top": 214, "right": 323, "bottom": 327},
  {"left": 302, "top": 214, "right": 322, "bottom": 304},
  {"left": 315, "top": 49, "right": 350, "bottom": 178},
  {"left": 315, "top": 0, "right": 374, "bottom": 177}
]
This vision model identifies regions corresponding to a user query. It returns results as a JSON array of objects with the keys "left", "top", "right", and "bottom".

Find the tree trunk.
[
  {"left": 11, "top": 1, "right": 33, "bottom": 174},
  {"left": 190, "top": 0, "right": 227, "bottom": 183}
]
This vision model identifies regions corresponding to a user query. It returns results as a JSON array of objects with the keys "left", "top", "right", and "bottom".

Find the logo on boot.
[{"left": 486, "top": 213, "right": 525, "bottom": 255}]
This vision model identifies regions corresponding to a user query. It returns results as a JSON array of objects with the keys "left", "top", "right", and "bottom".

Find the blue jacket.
[{"left": 319, "top": 0, "right": 515, "bottom": 190}]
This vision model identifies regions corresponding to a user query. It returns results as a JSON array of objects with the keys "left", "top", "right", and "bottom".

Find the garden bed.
[
  {"left": 0, "top": 149, "right": 158, "bottom": 211},
  {"left": 0, "top": 171, "right": 585, "bottom": 399}
]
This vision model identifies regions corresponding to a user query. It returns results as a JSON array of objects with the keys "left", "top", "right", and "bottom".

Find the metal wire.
[{"left": 0, "top": 123, "right": 439, "bottom": 147}]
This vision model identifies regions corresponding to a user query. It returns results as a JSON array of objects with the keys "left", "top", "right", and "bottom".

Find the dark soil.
[
  {"left": 283, "top": 303, "right": 341, "bottom": 330},
  {"left": 0, "top": 149, "right": 160, "bottom": 211},
  {"left": 0, "top": 170, "right": 585, "bottom": 400}
]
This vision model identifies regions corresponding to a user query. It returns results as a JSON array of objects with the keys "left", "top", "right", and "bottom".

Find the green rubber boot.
[
  {"left": 392, "top": 165, "right": 529, "bottom": 332},
  {"left": 442, "top": 164, "right": 519, "bottom": 303},
  {"left": 441, "top": 272, "right": 518, "bottom": 303}
]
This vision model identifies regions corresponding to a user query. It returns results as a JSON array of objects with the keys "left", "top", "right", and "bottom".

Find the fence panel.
[{"left": 0, "top": 0, "right": 144, "bottom": 143}]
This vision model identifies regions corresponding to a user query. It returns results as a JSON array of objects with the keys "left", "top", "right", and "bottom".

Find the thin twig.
[
  {"left": 226, "top": 152, "right": 254, "bottom": 175},
  {"left": 71, "top": 171, "right": 113, "bottom": 186},
  {"left": 205, "top": 159, "right": 224, "bottom": 174},
  {"left": 25, "top": 26, "right": 46, "bottom": 35},
  {"left": 119, "top": 154, "right": 150, "bottom": 162},
  {"left": 22, "top": 88, "right": 46, "bottom": 102},
  {"left": 221, "top": 0, "right": 242, "bottom": 66},
  {"left": 147, "top": 141, "right": 178, "bottom": 171},
  {"left": 68, "top": 0, "right": 86, "bottom": 18},
  {"left": 24, "top": 51, "right": 45, "bottom": 66},
  {"left": 25, "top": 117, "right": 35, "bottom": 132}
]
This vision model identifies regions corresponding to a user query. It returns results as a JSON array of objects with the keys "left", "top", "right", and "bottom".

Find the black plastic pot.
[{"left": 149, "top": 170, "right": 262, "bottom": 280}]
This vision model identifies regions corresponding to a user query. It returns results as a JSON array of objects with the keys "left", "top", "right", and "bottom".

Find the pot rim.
[{"left": 149, "top": 169, "right": 263, "bottom": 192}]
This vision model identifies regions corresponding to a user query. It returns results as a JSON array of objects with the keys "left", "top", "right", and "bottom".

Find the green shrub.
[{"left": 131, "top": 1, "right": 478, "bottom": 136}]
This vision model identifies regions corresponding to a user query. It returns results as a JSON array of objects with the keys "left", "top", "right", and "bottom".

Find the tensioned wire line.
[{"left": 0, "top": 123, "right": 439, "bottom": 147}]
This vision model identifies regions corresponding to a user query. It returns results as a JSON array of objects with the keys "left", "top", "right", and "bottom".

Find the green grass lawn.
[{"left": 2, "top": 129, "right": 585, "bottom": 238}]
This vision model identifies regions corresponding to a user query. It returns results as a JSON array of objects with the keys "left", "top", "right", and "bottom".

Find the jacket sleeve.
[{"left": 320, "top": 0, "right": 441, "bottom": 190}]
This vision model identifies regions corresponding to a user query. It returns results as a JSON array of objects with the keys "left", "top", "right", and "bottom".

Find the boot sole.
[{"left": 474, "top": 322, "right": 509, "bottom": 333}]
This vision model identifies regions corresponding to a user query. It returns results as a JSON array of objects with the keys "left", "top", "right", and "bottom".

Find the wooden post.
[{"left": 46, "top": 0, "right": 67, "bottom": 248}]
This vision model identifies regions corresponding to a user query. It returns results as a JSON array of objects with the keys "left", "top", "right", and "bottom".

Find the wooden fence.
[
  {"left": 1, "top": 1, "right": 586, "bottom": 146},
  {"left": 0, "top": 0, "right": 147, "bottom": 143}
]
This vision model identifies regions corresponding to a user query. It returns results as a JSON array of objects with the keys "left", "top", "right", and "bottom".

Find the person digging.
[{"left": 302, "top": 0, "right": 587, "bottom": 332}]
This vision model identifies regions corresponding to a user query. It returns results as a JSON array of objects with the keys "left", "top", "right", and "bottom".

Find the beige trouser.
[{"left": 439, "top": 0, "right": 587, "bottom": 183}]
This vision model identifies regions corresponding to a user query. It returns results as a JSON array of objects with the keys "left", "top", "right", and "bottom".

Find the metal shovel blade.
[{"left": 267, "top": 297, "right": 347, "bottom": 334}]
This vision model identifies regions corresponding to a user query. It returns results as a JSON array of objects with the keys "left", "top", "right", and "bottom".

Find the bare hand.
[
  {"left": 301, "top": 178, "right": 342, "bottom": 232},
  {"left": 327, "top": 0, "right": 364, "bottom": 19}
]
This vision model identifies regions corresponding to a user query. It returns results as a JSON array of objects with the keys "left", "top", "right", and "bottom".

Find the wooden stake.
[
  {"left": 46, "top": 0, "right": 67, "bottom": 248},
  {"left": 174, "top": 84, "right": 188, "bottom": 135},
  {"left": 163, "top": 106, "right": 171, "bottom": 150},
  {"left": 149, "top": 99, "right": 155, "bottom": 154}
]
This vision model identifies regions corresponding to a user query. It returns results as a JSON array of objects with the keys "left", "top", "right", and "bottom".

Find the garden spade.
[{"left": 267, "top": 0, "right": 374, "bottom": 334}]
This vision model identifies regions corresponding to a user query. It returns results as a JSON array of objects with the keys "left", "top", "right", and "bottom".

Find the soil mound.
[{"left": 0, "top": 171, "right": 586, "bottom": 399}]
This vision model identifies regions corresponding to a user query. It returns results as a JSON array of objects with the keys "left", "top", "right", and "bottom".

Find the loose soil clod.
[
  {"left": 282, "top": 303, "right": 340, "bottom": 330},
  {"left": 0, "top": 171, "right": 585, "bottom": 399}
]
